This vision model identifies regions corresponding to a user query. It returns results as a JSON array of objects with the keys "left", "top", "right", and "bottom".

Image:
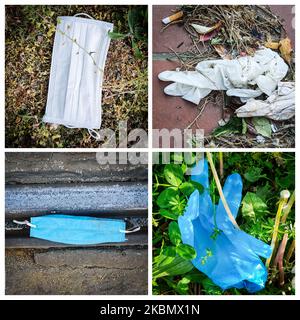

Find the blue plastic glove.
[{"left": 178, "top": 158, "right": 272, "bottom": 293}]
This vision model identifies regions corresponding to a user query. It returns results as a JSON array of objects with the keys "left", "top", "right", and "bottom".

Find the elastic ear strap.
[
  {"left": 119, "top": 226, "right": 141, "bottom": 234},
  {"left": 13, "top": 220, "right": 36, "bottom": 228},
  {"left": 74, "top": 13, "right": 94, "bottom": 20},
  {"left": 88, "top": 129, "right": 101, "bottom": 140}
]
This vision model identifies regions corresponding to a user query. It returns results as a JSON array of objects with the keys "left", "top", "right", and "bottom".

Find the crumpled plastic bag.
[
  {"left": 158, "top": 48, "right": 288, "bottom": 105},
  {"left": 236, "top": 82, "right": 295, "bottom": 120},
  {"left": 178, "top": 158, "right": 272, "bottom": 293}
]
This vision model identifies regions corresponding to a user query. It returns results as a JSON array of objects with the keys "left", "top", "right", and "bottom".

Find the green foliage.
[
  {"left": 212, "top": 117, "right": 242, "bottom": 137},
  {"left": 164, "top": 164, "right": 183, "bottom": 187},
  {"left": 153, "top": 152, "right": 295, "bottom": 295},
  {"left": 108, "top": 6, "right": 147, "bottom": 59},
  {"left": 244, "top": 167, "right": 267, "bottom": 182},
  {"left": 176, "top": 244, "right": 197, "bottom": 260},
  {"left": 168, "top": 222, "right": 181, "bottom": 246},
  {"left": 242, "top": 192, "right": 269, "bottom": 221},
  {"left": 157, "top": 188, "right": 177, "bottom": 208},
  {"left": 252, "top": 117, "right": 272, "bottom": 138},
  {"left": 153, "top": 255, "right": 194, "bottom": 279}
]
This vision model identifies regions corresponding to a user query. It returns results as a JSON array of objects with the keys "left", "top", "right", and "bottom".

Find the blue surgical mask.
[{"left": 15, "top": 215, "right": 127, "bottom": 245}]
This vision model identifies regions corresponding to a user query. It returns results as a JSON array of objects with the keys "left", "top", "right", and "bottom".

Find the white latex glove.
[
  {"left": 235, "top": 82, "right": 295, "bottom": 120},
  {"left": 158, "top": 48, "right": 288, "bottom": 105}
]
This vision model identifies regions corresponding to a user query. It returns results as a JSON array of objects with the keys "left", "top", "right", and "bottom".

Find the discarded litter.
[
  {"left": 158, "top": 48, "right": 288, "bottom": 105},
  {"left": 14, "top": 215, "right": 127, "bottom": 245},
  {"left": 191, "top": 21, "right": 222, "bottom": 35},
  {"left": 43, "top": 14, "right": 113, "bottom": 139},
  {"left": 178, "top": 158, "right": 272, "bottom": 293},
  {"left": 162, "top": 11, "right": 183, "bottom": 25},
  {"left": 158, "top": 5, "right": 295, "bottom": 147},
  {"left": 236, "top": 82, "right": 295, "bottom": 120}
]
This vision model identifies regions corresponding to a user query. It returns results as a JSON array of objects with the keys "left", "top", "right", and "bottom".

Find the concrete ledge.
[
  {"left": 6, "top": 233, "right": 148, "bottom": 249},
  {"left": 5, "top": 152, "right": 148, "bottom": 184},
  {"left": 5, "top": 182, "right": 148, "bottom": 217}
]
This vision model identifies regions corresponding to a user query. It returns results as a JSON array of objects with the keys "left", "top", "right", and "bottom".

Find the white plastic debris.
[
  {"left": 236, "top": 82, "right": 295, "bottom": 120},
  {"left": 256, "top": 135, "right": 266, "bottom": 144},
  {"left": 43, "top": 14, "right": 113, "bottom": 136},
  {"left": 158, "top": 48, "right": 288, "bottom": 105}
]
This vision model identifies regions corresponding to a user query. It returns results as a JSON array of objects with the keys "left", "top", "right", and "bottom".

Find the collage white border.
[{"left": 0, "top": 0, "right": 298, "bottom": 301}]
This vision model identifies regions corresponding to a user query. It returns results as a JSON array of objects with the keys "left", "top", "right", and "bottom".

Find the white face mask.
[{"left": 43, "top": 13, "right": 113, "bottom": 134}]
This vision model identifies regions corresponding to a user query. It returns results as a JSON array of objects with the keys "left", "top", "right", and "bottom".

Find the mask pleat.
[
  {"left": 43, "top": 16, "right": 113, "bottom": 130},
  {"left": 30, "top": 215, "right": 126, "bottom": 245}
]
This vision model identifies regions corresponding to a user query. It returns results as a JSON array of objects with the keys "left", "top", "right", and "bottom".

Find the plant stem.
[
  {"left": 219, "top": 152, "right": 223, "bottom": 179},
  {"left": 206, "top": 151, "right": 239, "bottom": 229},
  {"left": 281, "top": 190, "right": 295, "bottom": 223},
  {"left": 273, "top": 233, "right": 288, "bottom": 286},
  {"left": 286, "top": 239, "right": 295, "bottom": 262},
  {"left": 265, "top": 190, "right": 290, "bottom": 269}
]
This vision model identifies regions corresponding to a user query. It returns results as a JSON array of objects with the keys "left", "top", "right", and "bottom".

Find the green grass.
[
  {"left": 153, "top": 152, "right": 295, "bottom": 295},
  {"left": 5, "top": 5, "right": 148, "bottom": 147}
]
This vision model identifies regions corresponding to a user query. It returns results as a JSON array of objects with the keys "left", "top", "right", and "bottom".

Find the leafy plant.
[{"left": 108, "top": 6, "right": 147, "bottom": 59}]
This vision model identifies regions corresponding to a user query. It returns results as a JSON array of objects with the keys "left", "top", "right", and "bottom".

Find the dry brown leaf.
[
  {"left": 191, "top": 21, "right": 222, "bottom": 34},
  {"left": 265, "top": 40, "right": 280, "bottom": 50},
  {"left": 213, "top": 44, "right": 232, "bottom": 60},
  {"left": 279, "top": 37, "right": 292, "bottom": 63}
]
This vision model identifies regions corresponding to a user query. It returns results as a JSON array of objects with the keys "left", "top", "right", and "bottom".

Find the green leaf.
[
  {"left": 152, "top": 255, "right": 194, "bottom": 279},
  {"left": 176, "top": 243, "right": 197, "bottom": 260},
  {"left": 212, "top": 117, "right": 242, "bottom": 137},
  {"left": 131, "top": 39, "right": 143, "bottom": 59},
  {"left": 190, "top": 181, "right": 204, "bottom": 193},
  {"left": 242, "top": 192, "right": 269, "bottom": 221},
  {"left": 159, "top": 209, "right": 178, "bottom": 220},
  {"left": 256, "top": 182, "right": 273, "bottom": 202},
  {"left": 108, "top": 32, "right": 128, "bottom": 40},
  {"left": 185, "top": 272, "right": 205, "bottom": 284},
  {"left": 164, "top": 164, "right": 183, "bottom": 187},
  {"left": 127, "top": 7, "right": 136, "bottom": 34},
  {"left": 253, "top": 117, "right": 272, "bottom": 138},
  {"left": 175, "top": 277, "right": 191, "bottom": 295},
  {"left": 244, "top": 167, "right": 267, "bottom": 182},
  {"left": 127, "top": 7, "right": 146, "bottom": 39},
  {"left": 152, "top": 233, "right": 163, "bottom": 246},
  {"left": 161, "top": 246, "right": 177, "bottom": 257},
  {"left": 179, "top": 182, "right": 195, "bottom": 196},
  {"left": 202, "top": 278, "right": 223, "bottom": 295},
  {"left": 168, "top": 221, "right": 181, "bottom": 246},
  {"left": 157, "top": 188, "right": 177, "bottom": 208}
]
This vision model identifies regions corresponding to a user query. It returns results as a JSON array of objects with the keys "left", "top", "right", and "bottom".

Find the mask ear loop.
[
  {"left": 74, "top": 13, "right": 94, "bottom": 20},
  {"left": 13, "top": 220, "right": 37, "bottom": 229},
  {"left": 119, "top": 226, "right": 141, "bottom": 234},
  {"left": 88, "top": 129, "right": 101, "bottom": 140},
  {"left": 65, "top": 125, "right": 100, "bottom": 141}
]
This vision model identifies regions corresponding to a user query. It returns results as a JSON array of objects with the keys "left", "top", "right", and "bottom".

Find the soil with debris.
[{"left": 6, "top": 248, "right": 148, "bottom": 295}]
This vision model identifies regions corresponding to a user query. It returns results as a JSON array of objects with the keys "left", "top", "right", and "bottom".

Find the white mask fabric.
[{"left": 43, "top": 13, "right": 113, "bottom": 137}]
